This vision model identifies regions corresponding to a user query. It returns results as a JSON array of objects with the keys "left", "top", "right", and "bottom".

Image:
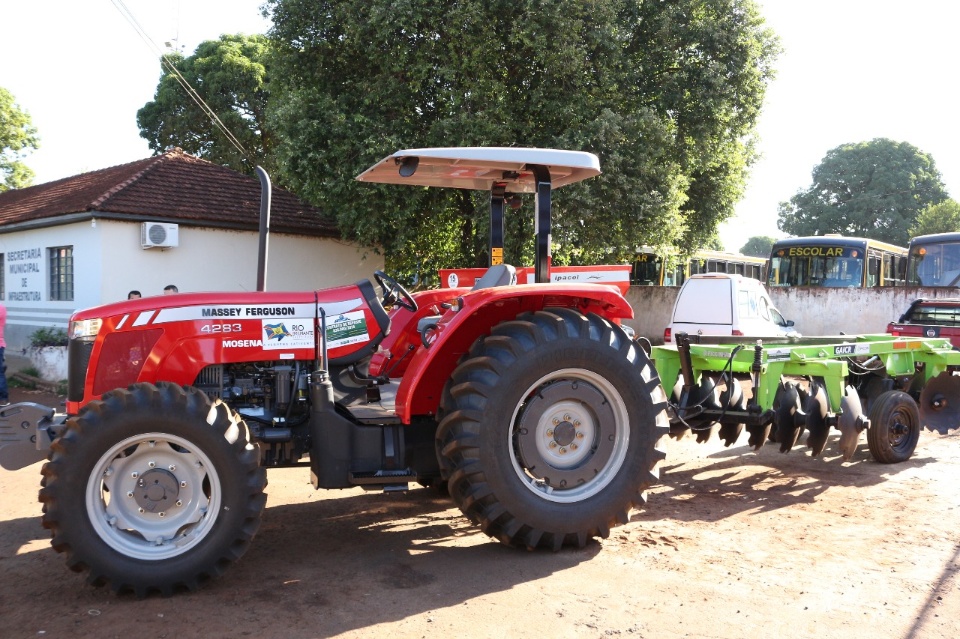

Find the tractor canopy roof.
[{"left": 355, "top": 147, "right": 600, "bottom": 192}]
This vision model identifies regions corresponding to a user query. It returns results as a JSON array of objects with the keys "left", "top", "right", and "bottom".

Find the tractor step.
[{"left": 349, "top": 468, "right": 418, "bottom": 487}]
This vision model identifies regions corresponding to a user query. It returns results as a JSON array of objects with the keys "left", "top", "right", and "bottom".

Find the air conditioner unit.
[{"left": 141, "top": 222, "right": 179, "bottom": 249}]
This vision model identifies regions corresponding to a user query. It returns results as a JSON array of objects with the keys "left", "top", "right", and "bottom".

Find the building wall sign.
[{"left": 7, "top": 247, "right": 44, "bottom": 301}]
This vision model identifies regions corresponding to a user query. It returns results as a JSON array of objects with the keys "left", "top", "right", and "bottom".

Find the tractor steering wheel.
[{"left": 374, "top": 270, "right": 418, "bottom": 312}]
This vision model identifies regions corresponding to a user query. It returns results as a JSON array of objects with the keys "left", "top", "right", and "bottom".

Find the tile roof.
[{"left": 0, "top": 149, "right": 340, "bottom": 238}]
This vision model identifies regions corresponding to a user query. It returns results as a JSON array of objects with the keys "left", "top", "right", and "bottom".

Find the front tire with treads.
[
  {"left": 39, "top": 382, "right": 267, "bottom": 596},
  {"left": 437, "top": 308, "right": 668, "bottom": 550}
]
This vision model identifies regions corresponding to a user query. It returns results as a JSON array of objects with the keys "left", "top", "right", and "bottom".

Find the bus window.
[
  {"left": 867, "top": 255, "right": 880, "bottom": 287},
  {"left": 663, "top": 262, "right": 684, "bottom": 286}
]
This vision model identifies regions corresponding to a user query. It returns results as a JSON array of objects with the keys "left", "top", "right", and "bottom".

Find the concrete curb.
[{"left": 11, "top": 371, "right": 61, "bottom": 394}]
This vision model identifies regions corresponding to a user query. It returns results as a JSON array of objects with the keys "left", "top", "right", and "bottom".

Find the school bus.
[
  {"left": 905, "top": 232, "right": 960, "bottom": 286},
  {"left": 632, "top": 248, "right": 766, "bottom": 286},
  {"left": 767, "top": 236, "right": 907, "bottom": 288}
]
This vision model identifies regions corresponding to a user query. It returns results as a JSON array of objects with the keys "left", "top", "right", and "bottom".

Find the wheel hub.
[
  {"left": 515, "top": 379, "right": 616, "bottom": 488},
  {"left": 552, "top": 421, "right": 577, "bottom": 447},
  {"left": 134, "top": 468, "right": 180, "bottom": 513}
]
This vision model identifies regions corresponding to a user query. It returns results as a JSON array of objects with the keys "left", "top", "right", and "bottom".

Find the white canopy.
[{"left": 355, "top": 147, "right": 601, "bottom": 192}]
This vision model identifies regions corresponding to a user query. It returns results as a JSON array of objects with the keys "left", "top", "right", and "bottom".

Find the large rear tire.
[
  {"left": 437, "top": 309, "right": 668, "bottom": 550},
  {"left": 39, "top": 382, "right": 267, "bottom": 596}
]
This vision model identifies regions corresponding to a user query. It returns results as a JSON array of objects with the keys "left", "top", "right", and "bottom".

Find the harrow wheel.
[{"left": 866, "top": 390, "right": 920, "bottom": 464}]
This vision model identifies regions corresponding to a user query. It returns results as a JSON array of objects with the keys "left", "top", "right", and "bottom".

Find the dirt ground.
[{"left": 1, "top": 384, "right": 959, "bottom": 639}]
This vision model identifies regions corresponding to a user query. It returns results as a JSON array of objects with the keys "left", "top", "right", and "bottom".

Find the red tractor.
[{"left": 1, "top": 148, "right": 668, "bottom": 595}]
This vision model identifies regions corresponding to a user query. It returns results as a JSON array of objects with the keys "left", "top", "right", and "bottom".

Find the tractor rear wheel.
[
  {"left": 39, "top": 382, "right": 267, "bottom": 596},
  {"left": 437, "top": 308, "right": 668, "bottom": 550},
  {"left": 866, "top": 390, "right": 920, "bottom": 464}
]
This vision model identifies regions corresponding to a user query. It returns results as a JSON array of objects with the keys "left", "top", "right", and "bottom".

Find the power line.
[{"left": 109, "top": 0, "right": 252, "bottom": 161}]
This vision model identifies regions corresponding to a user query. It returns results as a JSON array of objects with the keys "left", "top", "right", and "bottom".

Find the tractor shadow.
[
  {"left": 633, "top": 429, "right": 939, "bottom": 525},
  {"left": 0, "top": 472, "right": 601, "bottom": 636}
]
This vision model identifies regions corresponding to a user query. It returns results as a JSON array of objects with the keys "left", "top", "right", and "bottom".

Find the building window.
[{"left": 49, "top": 246, "right": 74, "bottom": 301}]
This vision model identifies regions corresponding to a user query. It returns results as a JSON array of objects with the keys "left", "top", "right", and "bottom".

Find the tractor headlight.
[{"left": 69, "top": 318, "right": 102, "bottom": 340}]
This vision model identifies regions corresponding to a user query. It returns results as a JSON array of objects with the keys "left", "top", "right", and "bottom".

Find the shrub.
[{"left": 30, "top": 327, "right": 68, "bottom": 348}]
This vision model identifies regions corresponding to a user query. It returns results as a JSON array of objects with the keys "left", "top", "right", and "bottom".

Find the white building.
[{"left": 0, "top": 149, "right": 382, "bottom": 352}]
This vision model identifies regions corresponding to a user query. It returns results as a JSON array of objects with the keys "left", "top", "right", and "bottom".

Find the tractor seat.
[
  {"left": 416, "top": 264, "right": 517, "bottom": 345},
  {"left": 471, "top": 263, "right": 517, "bottom": 289}
]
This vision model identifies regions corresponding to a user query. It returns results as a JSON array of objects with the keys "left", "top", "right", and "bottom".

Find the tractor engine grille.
[{"left": 67, "top": 338, "right": 94, "bottom": 402}]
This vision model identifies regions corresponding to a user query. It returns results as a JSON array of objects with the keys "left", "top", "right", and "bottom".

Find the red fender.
[{"left": 393, "top": 283, "right": 633, "bottom": 423}]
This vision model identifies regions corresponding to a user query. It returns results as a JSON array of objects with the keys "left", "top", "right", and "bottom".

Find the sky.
[{"left": 2, "top": 0, "right": 959, "bottom": 253}]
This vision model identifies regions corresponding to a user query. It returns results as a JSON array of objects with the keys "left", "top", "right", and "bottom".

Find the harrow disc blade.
[
  {"left": 919, "top": 372, "right": 960, "bottom": 434},
  {"left": 776, "top": 381, "right": 802, "bottom": 453},
  {"left": 746, "top": 422, "right": 771, "bottom": 450},
  {"left": 693, "top": 378, "right": 722, "bottom": 443},
  {"left": 837, "top": 386, "right": 866, "bottom": 461},
  {"left": 718, "top": 378, "right": 747, "bottom": 447},
  {"left": 670, "top": 376, "right": 722, "bottom": 440},
  {"left": 804, "top": 382, "right": 830, "bottom": 457}
]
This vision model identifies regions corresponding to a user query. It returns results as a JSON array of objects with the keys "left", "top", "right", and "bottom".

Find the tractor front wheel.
[
  {"left": 437, "top": 309, "right": 668, "bottom": 550},
  {"left": 39, "top": 382, "right": 267, "bottom": 595}
]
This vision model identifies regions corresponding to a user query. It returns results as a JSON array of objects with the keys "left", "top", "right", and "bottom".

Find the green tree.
[
  {"left": 266, "top": 0, "right": 779, "bottom": 281},
  {"left": 740, "top": 235, "right": 776, "bottom": 257},
  {"left": 909, "top": 199, "right": 960, "bottom": 237},
  {"left": 0, "top": 87, "right": 40, "bottom": 191},
  {"left": 777, "top": 138, "right": 948, "bottom": 246},
  {"left": 137, "top": 34, "right": 272, "bottom": 176}
]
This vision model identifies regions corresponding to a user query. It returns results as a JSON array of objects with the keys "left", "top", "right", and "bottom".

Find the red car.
[{"left": 887, "top": 298, "right": 960, "bottom": 343}]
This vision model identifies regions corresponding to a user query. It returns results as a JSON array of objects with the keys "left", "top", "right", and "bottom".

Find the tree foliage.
[
  {"left": 777, "top": 138, "right": 948, "bottom": 246},
  {"left": 137, "top": 34, "right": 272, "bottom": 176},
  {"left": 909, "top": 199, "right": 960, "bottom": 237},
  {"left": 0, "top": 87, "right": 40, "bottom": 191},
  {"left": 739, "top": 235, "right": 775, "bottom": 257},
  {"left": 265, "top": 0, "right": 779, "bottom": 282}
]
